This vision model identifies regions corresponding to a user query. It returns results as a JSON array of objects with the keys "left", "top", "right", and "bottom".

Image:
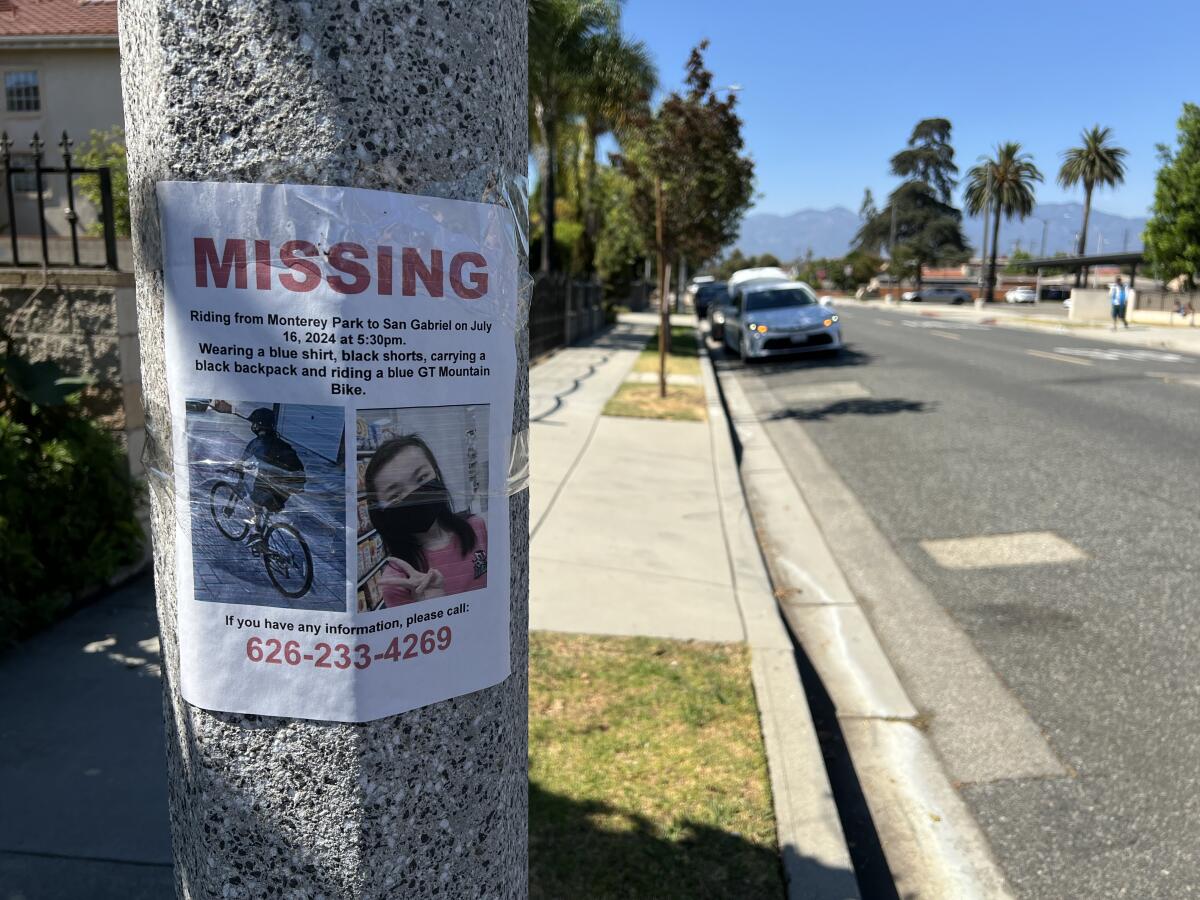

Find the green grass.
[
  {"left": 602, "top": 382, "right": 707, "bottom": 422},
  {"left": 529, "top": 632, "right": 783, "bottom": 899},
  {"left": 632, "top": 326, "right": 702, "bottom": 376}
]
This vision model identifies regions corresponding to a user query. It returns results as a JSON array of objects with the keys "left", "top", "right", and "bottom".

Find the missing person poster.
[{"left": 158, "top": 181, "right": 518, "bottom": 722}]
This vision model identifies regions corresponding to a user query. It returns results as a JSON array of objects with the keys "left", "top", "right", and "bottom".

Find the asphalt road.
[{"left": 720, "top": 305, "right": 1200, "bottom": 899}]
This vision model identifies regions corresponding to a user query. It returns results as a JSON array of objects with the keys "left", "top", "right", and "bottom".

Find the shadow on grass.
[
  {"left": 767, "top": 397, "right": 933, "bottom": 422},
  {"left": 530, "top": 781, "right": 857, "bottom": 899}
]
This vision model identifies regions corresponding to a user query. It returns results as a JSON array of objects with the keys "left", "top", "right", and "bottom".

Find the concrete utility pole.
[{"left": 119, "top": 2, "right": 528, "bottom": 896}]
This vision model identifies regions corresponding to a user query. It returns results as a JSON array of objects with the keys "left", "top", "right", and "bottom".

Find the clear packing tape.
[
  {"left": 142, "top": 168, "right": 532, "bottom": 613},
  {"left": 144, "top": 167, "right": 532, "bottom": 494}
]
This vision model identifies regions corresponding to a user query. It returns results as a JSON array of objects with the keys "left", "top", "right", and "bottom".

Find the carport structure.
[{"left": 1012, "top": 250, "right": 1145, "bottom": 299}]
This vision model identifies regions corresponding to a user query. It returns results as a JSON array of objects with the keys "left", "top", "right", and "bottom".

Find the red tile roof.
[{"left": 0, "top": 0, "right": 117, "bottom": 38}]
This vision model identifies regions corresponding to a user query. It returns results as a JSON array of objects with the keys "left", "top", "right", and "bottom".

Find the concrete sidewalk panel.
[
  {"left": 0, "top": 576, "right": 171, "bottom": 869},
  {"left": 529, "top": 557, "right": 744, "bottom": 642}
]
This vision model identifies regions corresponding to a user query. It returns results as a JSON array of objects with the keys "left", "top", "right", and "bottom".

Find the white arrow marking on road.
[{"left": 1052, "top": 347, "right": 1188, "bottom": 363}]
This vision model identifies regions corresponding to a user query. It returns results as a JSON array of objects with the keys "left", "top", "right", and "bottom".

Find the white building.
[{"left": 1, "top": 0, "right": 122, "bottom": 243}]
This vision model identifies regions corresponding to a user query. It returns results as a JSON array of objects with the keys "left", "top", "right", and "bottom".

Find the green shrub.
[{"left": 0, "top": 351, "right": 142, "bottom": 644}]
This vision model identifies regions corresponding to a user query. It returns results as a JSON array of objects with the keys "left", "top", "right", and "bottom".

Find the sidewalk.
[{"left": 530, "top": 316, "right": 858, "bottom": 898}]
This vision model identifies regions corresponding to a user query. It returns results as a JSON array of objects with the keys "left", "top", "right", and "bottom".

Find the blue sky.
[{"left": 620, "top": 0, "right": 1198, "bottom": 218}]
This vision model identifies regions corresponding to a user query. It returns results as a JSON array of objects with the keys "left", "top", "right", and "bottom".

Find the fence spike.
[
  {"left": 0, "top": 131, "right": 10, "bottom": 164},
  {"left": 30, "top": 132, "right": 44, "bottom": 159}
]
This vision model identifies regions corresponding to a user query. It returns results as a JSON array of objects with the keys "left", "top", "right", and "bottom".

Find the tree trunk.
[
  {"left": 540, "top": 110, "right": 558, "bottom": 273},
  {"left": 988, "top": 203, "right": 1003, "bottom": 302},
  {"left": 119, "top": 1, "right": 529, "bottom": 894},
  {"left": 580, "top": 123, "right": 601, "bottom": 275},
  {"left": 1074, "top": 186, "right": 1093, "bottom": 288}
]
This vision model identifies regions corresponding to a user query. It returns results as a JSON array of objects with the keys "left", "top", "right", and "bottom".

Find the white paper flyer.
[{"left": 158, "top": 180, "right": 517, "bottom": 722}]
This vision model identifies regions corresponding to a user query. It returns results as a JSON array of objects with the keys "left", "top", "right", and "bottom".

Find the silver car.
[{"left": 724, "top": 281, "right": 842, "bottom": 360}]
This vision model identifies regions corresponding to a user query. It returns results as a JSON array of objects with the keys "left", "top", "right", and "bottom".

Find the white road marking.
[
  {"left": 1026, "top": 349, "right": 1093, "bottom": 366},
  {"left": 921, "top": 532, "right": 1088, "bottom": 570},
  {"left": 902, "top": 320, "right": 988, "bottom": 330},
  {"left": 1052, "top": 346, "right": 1189, "bottom": 363},
  {"left": 930, "top": 330, "right": 961, "bottom": 340}
]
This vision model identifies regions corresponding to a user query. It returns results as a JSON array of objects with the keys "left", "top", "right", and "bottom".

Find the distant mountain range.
[{"left": 733, "top": 202, "right": 1150, "bottom": 261}]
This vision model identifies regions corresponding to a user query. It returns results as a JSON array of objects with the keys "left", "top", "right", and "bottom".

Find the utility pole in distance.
[{"left": 119, "top": 2, "right": 528, "bottom": 896}]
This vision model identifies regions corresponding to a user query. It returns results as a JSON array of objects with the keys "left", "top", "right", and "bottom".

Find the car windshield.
[
  {"left": 746, "top": 288, "right": 816, "bottom": 312},
  {"left": 697, "top": 285, "right": 728, "bottom": 303}
]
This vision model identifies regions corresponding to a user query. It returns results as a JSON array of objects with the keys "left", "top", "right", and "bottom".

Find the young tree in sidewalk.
[
  {"left": 964, "top": 143, "right": 1043, "bottom": 302},
  {"left": 1058, "top": 126, "right": 1128, "bottom": 287},
  {"left": 1144, "top": 103, "right": 1200, "bottom": 290},
  {"left": 855, "top": 118, "right": 969, "bottom": 290},
  {"left": 617, "top": 41, "right": 754, "bottom": 389}
]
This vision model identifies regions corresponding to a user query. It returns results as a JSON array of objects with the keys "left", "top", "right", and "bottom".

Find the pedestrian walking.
[{"left": 1110, "top": 277, "right": 1129, "bottom": 330}]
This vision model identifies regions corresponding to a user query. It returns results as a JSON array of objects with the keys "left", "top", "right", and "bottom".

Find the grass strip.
[
  {"left": 602, "top": 382, "right": 706, "bottom": 422},
  {"left": 632, "top": 326, "right": 702, "bottom": 376},
  {"left": 529, "top": 632, "right": 782, "bottom": 899}
]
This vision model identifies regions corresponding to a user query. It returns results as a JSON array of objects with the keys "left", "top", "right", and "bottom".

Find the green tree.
[
  {"left": 528, "top": 0, "right": 615, "bottom": 273},
  {"left": 855, "top": 118, "right": 969, "bottom": 288},
  {"left": 1144, "top": 103, "right": 1200, "bottom": 290},
  {"left": 965, "top": 142, "right": 1043, "bottom": 301},
  {"left": 72, "top": 127, "right": 130, "bottom": 238},
  {"left": 1058, "top": 125, "right": 1128, "bottom": 285},
  {"left": 618, "top": 41, "right": 755, "bottom": 286},
  {"left": 858, "top": 188, "right": 876, "bottom": 223},
  {"left": 577, "top": 30, "right": 656, "bottom": 273},
  {"left": 710, "top": 251, "right": 781, "bottom": 281}
]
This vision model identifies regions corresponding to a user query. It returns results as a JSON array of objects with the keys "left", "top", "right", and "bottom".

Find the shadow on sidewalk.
[{"left": 529, "top": 781, "right": 858, "bottom": 899}]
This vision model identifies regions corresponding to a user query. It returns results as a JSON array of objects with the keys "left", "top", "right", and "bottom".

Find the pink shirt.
[{"left": 382, "top": 516, "right": 488, "bottom": 607}]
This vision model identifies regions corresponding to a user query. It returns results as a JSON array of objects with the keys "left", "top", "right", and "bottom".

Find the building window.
[
  {"left": 5, "top": 71, "right": 40, "bottom": 113},
  {"left": 7, "top": 153, "right": 36, "bottom": 192}
]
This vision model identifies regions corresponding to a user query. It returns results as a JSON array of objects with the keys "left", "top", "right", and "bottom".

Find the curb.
[
  {"left": 698, "top": 346, "right": 861, "bottom": 900},
  {"left": 708, "top": 348, "right": 1016, "bottom": 899}
]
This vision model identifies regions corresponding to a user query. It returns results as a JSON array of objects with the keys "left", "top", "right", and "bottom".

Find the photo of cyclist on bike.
[
  {"left": 186, "top": 398, "right": 346, "bottom": 612},
  {"left": 364, "top": 435, "right": 488, "bottom": 607},
  {"left": 239, "top": 407, "right": 306, "bottom": 550}
]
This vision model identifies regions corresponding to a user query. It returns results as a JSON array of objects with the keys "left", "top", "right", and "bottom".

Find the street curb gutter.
[
  {"left": 709, "top": 357, "right": 1016, "bottom": 899},
  {"left": 699, "top": 352, "right": 861, "bottom": 900}
]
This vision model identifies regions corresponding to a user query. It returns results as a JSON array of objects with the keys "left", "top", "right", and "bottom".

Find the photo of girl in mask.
[{"left": 364, "top": 435, "right": 487, "bottom": 606}]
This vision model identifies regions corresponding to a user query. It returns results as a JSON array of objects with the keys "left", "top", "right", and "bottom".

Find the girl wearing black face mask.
[{"left": 365, "top": 436, "right": 487, "bottom": 607}]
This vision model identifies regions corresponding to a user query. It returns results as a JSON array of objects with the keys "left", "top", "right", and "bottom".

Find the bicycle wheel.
[
  {"left": 210, "top": 482, "right": 250, "bottom": 540},
  {"left": 262, "top": 523, "right": 314, "bottom": 599}
]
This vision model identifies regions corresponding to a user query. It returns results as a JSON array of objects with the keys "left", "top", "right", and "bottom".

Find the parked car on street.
[
  {"left": 723, "top": 279, "right": 842, "bottom": 361},
  {"left": 707, "top": 294, "right": 735, "bottom": 342},
  {"left": 901, "top": 285, "right": 971, "bottom": 304},
  {"left": 693, "top": 281, "right": 728, "bottom": 319},
  {"left": 1005, "top": 287, "right": 1037, "bottom": 304}
]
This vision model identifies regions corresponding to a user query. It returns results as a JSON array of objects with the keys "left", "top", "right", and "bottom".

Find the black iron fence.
[
  {"left": 1, "top": 130, "right": 119, "bottom": 270},
  {"left": 529, "top": 273, "right": 605, "bottom": 360}
]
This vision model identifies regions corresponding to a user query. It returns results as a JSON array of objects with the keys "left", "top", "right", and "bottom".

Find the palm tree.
[
  {"left": 1058, "top": 125, "right": 1128, "bottom": 286},
  {"left": 528, "top": 0, "right": 621, "bottom": 273},
  {"left": 965, "top": 143, "right": 1043, "bottom": 301},
  {"left": 576, "top": 30, "right": 655, "bottom": 271}
]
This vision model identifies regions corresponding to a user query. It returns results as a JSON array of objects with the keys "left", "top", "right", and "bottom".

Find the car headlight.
[
  {"left": 823, "top": 315, "right": 839, "bottom": 326},
  {"left": 748, "top": 323, "right": 768, "bottom": 334}
]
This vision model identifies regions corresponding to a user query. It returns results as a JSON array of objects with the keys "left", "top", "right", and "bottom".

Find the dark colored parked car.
[{"left": 694, "top": 282, "right": 729, "bottom": 318}]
